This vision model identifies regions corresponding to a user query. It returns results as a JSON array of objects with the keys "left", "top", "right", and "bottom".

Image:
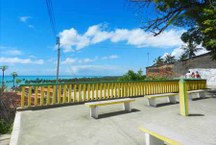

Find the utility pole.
[{"left": 56, "top": 36, "right": 60, "bottom": 83}]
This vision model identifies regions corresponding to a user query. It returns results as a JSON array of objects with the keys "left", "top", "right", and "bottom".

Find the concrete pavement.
[{"left": 11, "top": 94, "right": 216, "bottom": 145}]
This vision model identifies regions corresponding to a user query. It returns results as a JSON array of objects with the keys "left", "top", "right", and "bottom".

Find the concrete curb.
[{"left": 10, "top": 112, "right": 21, "bottom": 145}]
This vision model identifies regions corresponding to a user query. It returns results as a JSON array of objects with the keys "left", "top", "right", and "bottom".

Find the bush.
[
  {"left": 118, "top": 69, "right": 146, "bottom": 81},
  {"left": 0, "top": 119, "right": 13, "bottom": 134}
]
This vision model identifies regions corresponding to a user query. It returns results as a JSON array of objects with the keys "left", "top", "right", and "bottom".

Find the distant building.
[{"left": 146, "top": 52, "right": 216, "bottom": 87}]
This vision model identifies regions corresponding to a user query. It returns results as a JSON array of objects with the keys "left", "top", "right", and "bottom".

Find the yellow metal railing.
[{"left": 19, "top": 79, "right": 207, "bottom": 109}]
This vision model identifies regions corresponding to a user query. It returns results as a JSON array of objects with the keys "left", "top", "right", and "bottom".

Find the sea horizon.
[{"left": 0, "top": 75, "right": 119, "bottom": 88}]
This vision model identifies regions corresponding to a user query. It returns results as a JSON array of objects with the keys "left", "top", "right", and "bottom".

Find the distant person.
[
  {"left": 191, "top": 72, "right": 195, "bottom": 78},
  {"left": 185, "top": 71, "right": 191, "bottom": 78},
  {"left": 195, "top": 71, "right": 201, "bottom": 78}
]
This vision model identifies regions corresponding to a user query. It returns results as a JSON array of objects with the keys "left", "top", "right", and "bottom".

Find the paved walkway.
[
  {"left": 12, "top": 95, "right": 216, "bottom": 145},
  {"left": 0, "top": 134, "right": 10, "bottom": 145}
]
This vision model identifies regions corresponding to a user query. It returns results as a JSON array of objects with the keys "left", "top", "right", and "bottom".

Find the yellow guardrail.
[{"left": 19, "top": 79, "right": 207, "bottom": 109}]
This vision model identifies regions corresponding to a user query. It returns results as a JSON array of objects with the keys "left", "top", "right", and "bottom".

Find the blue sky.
[{"left": 0, "top": 0, "right": 208, "bottom": 76}]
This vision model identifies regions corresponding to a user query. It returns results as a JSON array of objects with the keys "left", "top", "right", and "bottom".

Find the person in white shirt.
[{"left": 185, "top": 71, "right": 191, "bottom": 78}]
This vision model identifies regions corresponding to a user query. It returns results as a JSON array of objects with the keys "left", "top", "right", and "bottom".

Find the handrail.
[
  {"left": 18, "top": 79, "right": 207, "bottom": 109},
  {"left": 19, "top": 79, "right": 206, "bottom": 87}
]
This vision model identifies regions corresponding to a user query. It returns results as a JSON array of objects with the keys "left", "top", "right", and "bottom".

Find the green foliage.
[
  {"left": 0, "top": 119, "right": 13, "bottom": 134},
  {"left": 179, "top": 53, "right": 188, "bottom": 61},
  {"left": 11, "top": 72, "right": 18, "bottom": 88},
  {"left": 199, "top": 8, "right": 216, "bottom": 59},
  {"left": 180, "top": 27, "right": 203, "bottom": 59},
  {"left": 163, "top": 54, "right": 176, "bottom": 64},
  {"left": 153, "top": 56, "right": 164, "bottom": 66},
  {"left": 133, "top": 0, "right": 216, "bottom": 59},
  {"left": 118, "top": 69, "right": 146, "bottom": 81}
]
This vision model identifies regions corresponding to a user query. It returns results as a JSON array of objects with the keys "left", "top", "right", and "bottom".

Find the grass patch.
[{"left": 0, "top": 119, "right": 13, "bottom": 134}]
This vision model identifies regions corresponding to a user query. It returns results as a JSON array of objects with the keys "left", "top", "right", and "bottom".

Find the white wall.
[{"left": 189, "top": 69, "right": 216, "bottom": 88}]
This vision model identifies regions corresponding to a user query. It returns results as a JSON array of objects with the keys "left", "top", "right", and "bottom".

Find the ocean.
[{"left": 0, "top": 75, "right": 99, "bottom": 88}]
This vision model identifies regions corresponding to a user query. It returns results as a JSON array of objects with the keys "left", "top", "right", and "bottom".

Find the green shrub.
[{"left": 0, "top": 119, "right": 13, "bottom": 134}]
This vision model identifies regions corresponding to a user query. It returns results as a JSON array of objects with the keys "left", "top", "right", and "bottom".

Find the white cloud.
[
  {"left": 102, "top": 55, "right": 119, "bottom": 60},
  {"left": 0, "top": 57, "right": 44, "bottom": 64},
  {"left": 59, "top": 24, "right": 185, "bottom": 52},
  {"left": 63, "top": 65, "right": 118, "bottom": 74},
  {"left": 163, "top": 46, "right": 209, "bottom": 59},
  {"left": 62, "top": 57, "right": 97, "bottom": 64},
  {"left": 28, "top": 25, "right": 34, "bottom": 28},
  {"left": 19, "top": 16, "right": 31, "bottom": 23},
  {"left": 6, "top": 50, "right": 22, "bottom": 55}
]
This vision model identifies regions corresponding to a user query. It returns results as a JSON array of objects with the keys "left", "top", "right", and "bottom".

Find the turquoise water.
[{"left": 0, "top": 75, "right": 99, "bottom": 88}]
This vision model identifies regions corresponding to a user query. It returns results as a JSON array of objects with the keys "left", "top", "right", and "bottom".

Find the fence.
[{"left": 19, "top": 79, "right": 206, "bottom": 109}]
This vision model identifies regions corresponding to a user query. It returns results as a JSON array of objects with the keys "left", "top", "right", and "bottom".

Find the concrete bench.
[
  {"left": 139, "top": 125, "right": 182, "bottom": 145},
  {"left": 145, "top": 93, "right": 178, "bottom": 107},
  {"left": 85, "top": 98, "right": 135, "bottom": 119},
  {"left": 188, "top": 89, "right": 205, "bottom": 100}
]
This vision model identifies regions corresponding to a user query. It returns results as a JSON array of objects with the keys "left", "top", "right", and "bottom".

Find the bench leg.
[
  {"left": 188, "top": 94, "right": 193, "bottom": 100},
  {"left": 123, "top": 102, "right": 131, "bottom": 112},
  {"left": 145, "top": 133, "right": 164, "bottom": 145},
  {"left": 90, "top": 106, "right": 98, "bottom": 119},
  {"left": 148, "top": 98, "right": 156, "bottom": 107},
  {"left": 168, "top": 96, "right": 176, "bottom": 103},
  {"left": 200, "top": 92, "right": 205, "bottom": 98}
]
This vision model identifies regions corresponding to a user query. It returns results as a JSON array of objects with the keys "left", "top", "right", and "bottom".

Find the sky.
[{"left": 0, "top": 0, "right": 208, "bottom": 76}]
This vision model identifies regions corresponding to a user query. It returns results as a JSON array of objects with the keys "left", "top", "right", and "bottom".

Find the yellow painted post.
[
  {"left": 91, "top": 84, "right": 94, "bottom": 100},
  {"left": 99, "top": 83, "right": 102, "bottom": 99},
  {"left": 87, "top": 84, "right": 90, "bottom": 101},
  {"left": 111, "top": 83, "right": 114, "bottom": 98},
  {"left": 78, "top": 84, "right": 82, "bottom": 102},
  {"left": 47, "top": 86, "right": 50, "bottom": 105},
  {"left": 41, "top": 87, "right": 44, "bottom": 106},
  {"left": 68, "top": 84, "right": 72, "bottom": 103},
  {"left": 83, "top": 84, "right": 86, "bottom": 101},
  {"left": 103, "top": 83, "right": 107, "bottom": 99},
  {"left": 107, "top": 83, "right": 110, "bottom": 98},
  {"left": 179, "top": 79, "right": 189, "bottom": 116},
  {"left": 63, "top": 85, "right": 66, "bottom": 103},
  {"left": 115, "top": 83, "right": 118, "bottom": 98},
  {"left": 74, "top": 84, "right": 77, "bottom": 102},
  {"left": 35, "top": 86, "right": 38, "bottom": 106},
  {"left": 52, "top": 86, "right": 56, "bottom": 104},
  {"left": 58, "top": 85, "right": 62, "bottom": 104},
  {"left": 96, "top": 83, "right": 99, "bottom": 100},
  {"left": 21, "top": 87, "right": 25, "bottom": 108},
  {"left": 28, "top": 86, "right": 32, "bottom": 107}
]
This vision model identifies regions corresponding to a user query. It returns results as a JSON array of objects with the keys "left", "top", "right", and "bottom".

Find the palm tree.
[
  {"left": 153, "top": 56, "right": 164, "bottom": 66},
  {"left": 0, "top": 65, "right": 8, "bottom": 91},
  {"left": 181, "top": 27, "right": 203, "bottom": 59},
  {"left": 164, "top": 54, "right": 176, "bottom": 64},
  {"left": 179, "top": 53, "right": 188, "bottom": 61},
  {"left": 11, "top": 72, "right": 18, "bottom": 88}
]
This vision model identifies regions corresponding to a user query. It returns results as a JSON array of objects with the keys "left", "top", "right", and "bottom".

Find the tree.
[
  {"left": 0, "top": 66, "right": 8, "bottom": 91},
  {"left": 118, "top": 69, "right": 145, "bottom": 81},
  {"left": 130, "top": 0, "right": 216, "bottom": 59},
  {"left": 11, "top": 72, "right": 18, "bottom": 88},
  {"left": 180, "top": 27, "right": 203, "bottom": 59},
  {"left": 179, "top": 53, "right": 188, "bottom": 61},
  {"left": 15, "top": 79, "right": 22, "bottom": 87},
  {"left": 153, "top": 56, "right": 164, "bottom": 66},
  {"left": 164, "top": 54, "right": 176, "bottom": 64}
]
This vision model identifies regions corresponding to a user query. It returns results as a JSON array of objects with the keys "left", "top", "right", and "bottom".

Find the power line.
[{"left": 45, "top": 0, "right": 57, "bottom": 39}]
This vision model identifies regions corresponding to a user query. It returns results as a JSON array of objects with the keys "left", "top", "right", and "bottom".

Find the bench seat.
[
  {"left": 188, "top": 89, "right": 205, "bottom": 100},
  {"left": 145, "top": 93, "right": 178, "bottom": 107},
  {"left": 85, "top": 98, "right": 135, "bottom": 118}
]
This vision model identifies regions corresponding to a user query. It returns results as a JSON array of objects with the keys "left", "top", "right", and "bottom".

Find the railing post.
[
  {"left": 179, "top": 79, "right": 189, "bottom": 116},
  {"left": 21, "top": 86, "right": 25, "bottom": 108}
]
